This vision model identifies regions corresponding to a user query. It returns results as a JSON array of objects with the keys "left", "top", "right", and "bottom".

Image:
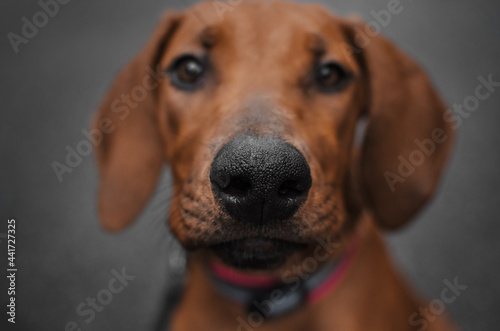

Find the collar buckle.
[{"left": 247, "top": 281, "right": 308, "bottom": 319}]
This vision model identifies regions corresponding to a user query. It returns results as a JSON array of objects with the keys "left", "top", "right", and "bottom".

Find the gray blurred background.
[{"left": 1, "top": 0, "right": 499, "bottom": 330}]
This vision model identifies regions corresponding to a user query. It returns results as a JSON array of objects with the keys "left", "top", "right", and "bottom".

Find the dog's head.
[{"left": 94, "top": 1, "right": 454, "bottom": 270}]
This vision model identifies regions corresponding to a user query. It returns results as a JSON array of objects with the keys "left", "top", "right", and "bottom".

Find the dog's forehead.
[
  {"left": 167, "top": 1, "right": 350, "bottom": 62},
  {"left": 186, "top": 0, "right": 333, "bottom": 27}
]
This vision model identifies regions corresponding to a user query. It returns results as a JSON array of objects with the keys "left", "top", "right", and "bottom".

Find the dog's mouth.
[{"left": 210, "top": 237, "right": 307, "bottom": 270}]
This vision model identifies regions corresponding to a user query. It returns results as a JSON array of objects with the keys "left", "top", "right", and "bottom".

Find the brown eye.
[
  {"left": 168, "top": 55, "right": 206, "bottom": 90},
  {"left": 315, "top": 62, "right": 351, "bottom": 92}
]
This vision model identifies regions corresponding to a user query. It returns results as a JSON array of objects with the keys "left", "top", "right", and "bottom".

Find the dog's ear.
[
  {"left": 94, "top": 12, "right": 181, "bottom": 231},
  {"left": 343, "top": 18, "right": 454, "bottom": 229}
]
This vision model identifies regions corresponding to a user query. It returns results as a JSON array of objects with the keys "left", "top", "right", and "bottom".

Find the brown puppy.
[{"left": 94, "top": 1, "right": 456, "bottom": 330}]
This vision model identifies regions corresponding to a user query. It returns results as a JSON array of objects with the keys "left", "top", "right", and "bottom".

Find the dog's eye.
[
  {"left": 315, "top": 62, "right": 351, "bottom": 92},
  {"left": 168, "top": 55, "right": 206, "bottom": 90}
]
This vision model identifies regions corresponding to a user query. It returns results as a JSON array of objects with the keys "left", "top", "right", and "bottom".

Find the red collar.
[{"left": 208, "top": 235, "right": 360, "bottom": 318}]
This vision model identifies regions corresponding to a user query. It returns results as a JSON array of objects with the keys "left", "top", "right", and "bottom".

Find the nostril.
[
  {"left": 278, "top": 180, "right": 306, "bottom": 199},
  {"left": 222, "top": 176, "right": 251, "bottom": 197},
  {"left": 211, "top": 170, "right": 231, "bottom": 189}
]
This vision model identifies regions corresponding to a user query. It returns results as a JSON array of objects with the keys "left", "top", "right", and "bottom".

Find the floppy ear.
[
  {"left": 94, "top": 12, "right": 181, "bottom": 231},
  {"left": 343, "top": 18, "right": 454, "bottom": 229}
]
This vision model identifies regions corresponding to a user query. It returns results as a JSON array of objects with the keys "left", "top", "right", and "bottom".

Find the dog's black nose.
[{"left": 210, "top": 136, "right": 312, "bottom": 225}]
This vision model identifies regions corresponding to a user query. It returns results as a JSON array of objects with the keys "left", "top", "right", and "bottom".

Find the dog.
[{"left": 93, "top": 1, "right": 456, "bottom": 330}]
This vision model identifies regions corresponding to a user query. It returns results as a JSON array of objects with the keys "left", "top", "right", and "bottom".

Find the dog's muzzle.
[{"left": 210, "top": 135, "right": 312, "bottom": 225}]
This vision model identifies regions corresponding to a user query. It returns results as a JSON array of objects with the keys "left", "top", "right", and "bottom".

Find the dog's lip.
[
  {"left": 209, "top": 237, "right": 305, "bottom": 249},
  {"left": 208, "top": 237, "right": 307, "bottom": 270}
]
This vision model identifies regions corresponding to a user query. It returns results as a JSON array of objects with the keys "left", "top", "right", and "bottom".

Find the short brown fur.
[{"left": 94, "top": 2, "right": 455, "bottom": 330}]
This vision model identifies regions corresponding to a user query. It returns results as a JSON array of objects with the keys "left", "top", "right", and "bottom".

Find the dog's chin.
[{"left": 210, "top": 237, "right": 306, "bottom": 270}]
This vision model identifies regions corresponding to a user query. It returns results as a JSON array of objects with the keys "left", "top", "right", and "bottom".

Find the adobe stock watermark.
[
  {"left": 236, "top": 236, "right": 341, "bottom": 331},
  {"left": 51, "top": 65, "right": 164, "bottom": 183},
  {"left": 385, "top": 73, "right": 500, "bottom": 192},
  {"left": 339, "top": 0, "right": 405, "bottom": 59},
  {"left": 65, "top": 267, "right": 135, "bottom": 331},
  {"left": 409, "top": 277, "right": 467, "bottom": 330},
  {"left": 212, "top": 0, "right": 245, "bottom": 20},
  {"left": 7, "top": 0, "right": 72, "bottom": 54}
]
